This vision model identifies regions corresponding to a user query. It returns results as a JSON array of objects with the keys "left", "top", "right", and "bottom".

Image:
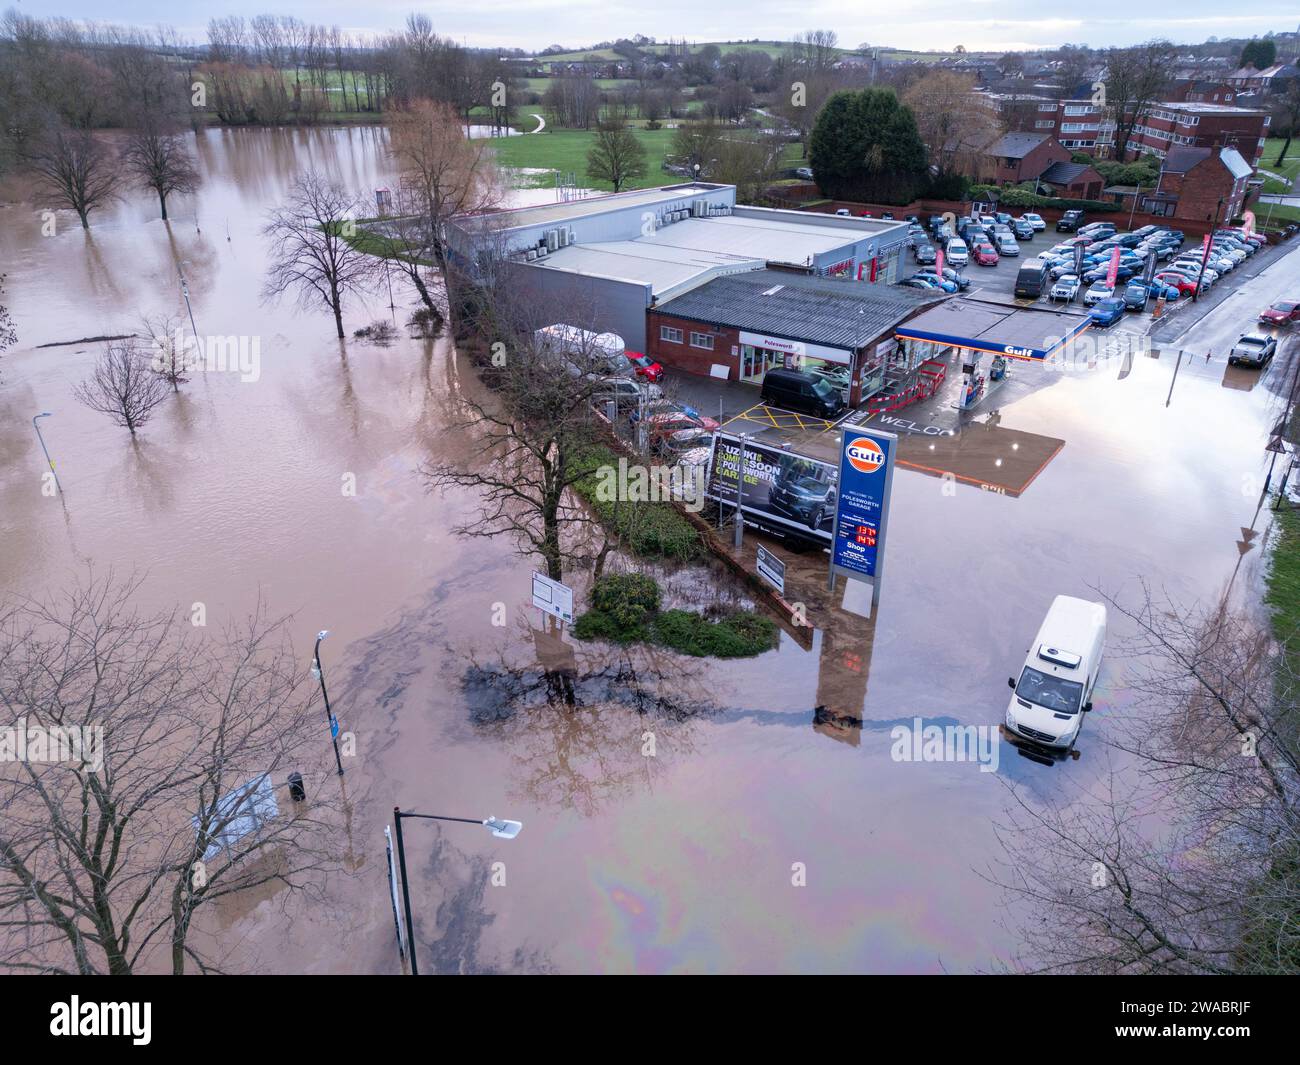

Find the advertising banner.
[
  {"left": 1105, "top": 246, "right": 1121, "bottom": 289},
  {"left": 829, "top": 426, "right": 898, "bottom": 594},
  {"left": 707, "top": 434, "right": 838, "bottom": 545},
  {"left": 1073, "top": 239, "right": 1085, "bottom": 277},
  {"left": 935, "top": 248, "right": 945, "bottom": 278}
]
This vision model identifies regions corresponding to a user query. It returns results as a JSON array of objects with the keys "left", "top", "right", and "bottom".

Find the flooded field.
[{"left": 1, "top": 125, "right": 1294, "bottom": 973}]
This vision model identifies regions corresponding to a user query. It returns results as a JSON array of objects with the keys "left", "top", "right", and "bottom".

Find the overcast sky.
[{"left": 26, "top": 1, "right": 1300, "bottom": 52}]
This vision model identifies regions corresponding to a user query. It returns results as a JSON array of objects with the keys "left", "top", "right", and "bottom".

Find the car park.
[
  {"left": 1260, "top": 300, "right": 1300, "bottom": 326},
  {"left": 1229, "top": 333, "right": 1278, "bottom": 368},
  {"left": 1089, "top": 296, "right": 1126, "bottom": 326},
  {"left": 1050, "top": 274, "right": 1081, "bottom": 302},
  {"left": 914, "top": 242, "right": 937, "bottom": 265},
  {"left": 1083, "top": 280, "right": 1115, "bottom": 306},
  {"left": 972, "top": 243, "right": 999, "bottom": 266}
]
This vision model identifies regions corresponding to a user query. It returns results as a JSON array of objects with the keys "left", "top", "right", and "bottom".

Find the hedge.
[{"left": 968, "top": 184, "right": 1115, "bottom": 213}]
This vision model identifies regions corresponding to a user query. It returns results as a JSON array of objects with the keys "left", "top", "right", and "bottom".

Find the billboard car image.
[{"left": 707, "top": 434, "right": 839, "bottom": 545}]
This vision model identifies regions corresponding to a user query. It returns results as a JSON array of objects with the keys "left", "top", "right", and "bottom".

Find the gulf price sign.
[{"left": 831, "top": 426, "right": 897, "bottom": 589}]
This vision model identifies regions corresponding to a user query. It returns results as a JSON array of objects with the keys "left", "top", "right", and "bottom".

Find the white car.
[
  {"left": 1020, "top": 212, "right": 1046, "bottom": 231},
  {"left": 1051, "top": 274, "right": 1081, "bottom": 302},
  {"left": 1083, "top": 280, "right": 1115, "bottom": 306},
  {"left": 946, "top": 239, "right": 969, "bottom": 266}
]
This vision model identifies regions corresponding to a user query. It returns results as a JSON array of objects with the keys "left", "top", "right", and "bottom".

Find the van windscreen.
[{"left": 1016, "top": 667, "right": 1084, "bottom": 714}]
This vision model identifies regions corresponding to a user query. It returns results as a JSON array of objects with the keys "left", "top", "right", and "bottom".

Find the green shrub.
[
  {"left": 574, "top": 574, "right": 778, "bottom": 658},
  {"left": 571, "top": 444, "right": 703, "bottom": 561}
]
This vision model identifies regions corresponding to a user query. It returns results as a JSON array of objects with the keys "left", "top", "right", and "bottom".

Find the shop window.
[
  {"left": 689, "top": 332, "right": 714, "bottom": 350},
  {"left": 660, "top": 326, "right": 683, "bottom": 344}
]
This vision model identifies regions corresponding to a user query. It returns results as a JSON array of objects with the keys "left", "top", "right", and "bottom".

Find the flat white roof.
[
  {"left": 462, "top": 184, "right": 722, "bottom": 232},
  {"left": 530, "top": 238, "right": 764, "bottom": 295}
]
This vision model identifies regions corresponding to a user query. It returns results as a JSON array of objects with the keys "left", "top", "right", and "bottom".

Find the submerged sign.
[{"left": 829, "top": 425, "right": 897, "bottom": 596}]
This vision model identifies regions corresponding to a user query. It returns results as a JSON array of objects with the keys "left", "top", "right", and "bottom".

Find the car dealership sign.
[
  {"left": 738, "top": 331, "right": 851, "bottom": 366},
  {"left": 829, "top": 425, "right": 897, "bottom": 602}
]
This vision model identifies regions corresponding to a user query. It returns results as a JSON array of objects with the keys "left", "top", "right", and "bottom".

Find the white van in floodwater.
[{"left": 1004, "top": 595, "right": 1106, "bottom": 751}]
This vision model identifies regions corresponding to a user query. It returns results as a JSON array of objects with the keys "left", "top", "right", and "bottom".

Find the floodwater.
[{"left": 1, "top": 125, "right": 1295, "bottom": 974}]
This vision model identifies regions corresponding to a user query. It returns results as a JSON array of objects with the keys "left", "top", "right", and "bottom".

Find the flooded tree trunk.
[{"left": 159, "top": 192, "right": 169, "bottom": 221}]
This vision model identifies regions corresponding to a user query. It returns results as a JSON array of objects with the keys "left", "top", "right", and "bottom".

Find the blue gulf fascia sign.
[
  {"left": 829, "top": 425, "right": 898, "bottom": 599},
  {"left": 893, "top": 317, "right": 1091, "bottom": 362}
]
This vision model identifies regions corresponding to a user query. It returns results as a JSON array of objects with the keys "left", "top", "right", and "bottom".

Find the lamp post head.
[
  {"left": 317, "top": 629, "right": 330, "bottom": 642},
  {"left": 483, "top": 817, "right": 523, "bottom": 840}
]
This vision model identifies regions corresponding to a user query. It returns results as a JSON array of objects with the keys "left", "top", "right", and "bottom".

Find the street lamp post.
[
  {"left": 1192, "top": 197, "right": 1224, "bottom": 303},
  {"left": 32, "top": 412, "right": 61, "bottom": 495},
  {"left": 177, "top": 261, "right": 200, "bottom": 344},
  {"left": 392, "top": 807, "right": 523, "bottom": 975},
  {"left": 312, "top": 630, "right": 345, "bottom": 776}
]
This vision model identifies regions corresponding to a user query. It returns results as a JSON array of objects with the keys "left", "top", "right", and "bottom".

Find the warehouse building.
[{"left": 445, "top": 183, "right": 914, "bottom": 352}]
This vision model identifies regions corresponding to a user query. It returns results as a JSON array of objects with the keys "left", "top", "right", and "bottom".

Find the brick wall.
[{"left": 647, "top": 313, "right": 742, "bottom": 378}]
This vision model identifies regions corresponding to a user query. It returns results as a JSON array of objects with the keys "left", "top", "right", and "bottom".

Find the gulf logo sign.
[{"left": 845, "top": 436, "right": 885, "bottom": 475}]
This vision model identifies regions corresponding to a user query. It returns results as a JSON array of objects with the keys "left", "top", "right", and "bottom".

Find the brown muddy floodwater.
[{"left": 0, "top": 126, "right": 1293, "bottom": 974}]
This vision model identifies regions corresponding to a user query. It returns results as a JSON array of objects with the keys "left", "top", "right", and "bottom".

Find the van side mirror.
[
  {"left": 1083, "top": 701, "right": 1093, "bottom": 713},
  {"left": 1007, "top": 677, "right": 1016, "bottom": 689}
]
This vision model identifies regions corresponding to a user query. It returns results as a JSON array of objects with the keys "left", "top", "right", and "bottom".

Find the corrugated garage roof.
[{"left": 655, "top": 270, "right": 945, "bottom": 350}]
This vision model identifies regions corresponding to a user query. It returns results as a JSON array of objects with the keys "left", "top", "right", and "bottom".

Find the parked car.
[
  {"left": 1083, "top": 280, "right": 1115, "bottom": 306},
  {"left": 972, "top": 243, "right": 999, "bottom": 266},
  {"left": 835, "top": 208, "right": 851, "bottom": 216},
  {"left": 1260, "top": 300, "right": 1300, "bottom": 326},
  {"left": 1122, "top": 283, "right": 1152, "bottom": 311},
  {"left": 1056, "top": 209, "right": 1084, "bottom": 232},
  {"left": 909, "top": 272, "right": 958, "bottom": 293},
  {"left": 1229, "top": 333, "right": 1277, "bottom": 368},
  {"left": 595, "top": 377, "right": 662, "bottom": 411},
  {"left": 651, "top": 427, "right": 714, "bottom": 457},
  {"left": 795, "top": 167, "right": 814, "bottom": 180},
  {"left": 1012, "top": 219, "right": 1034, "bottom": 241},
  {"left": 946, "top": 239, "right": 969, "bottom": 266},
  {"left": 625, "top": 352, "right": 664, "bottom": 383},
  {"left": 914, "top": 242, "right": 937, "bottom": 265},
  {"left": 1051, "top": 274, "right": 1081, "bottom": 302},
  {"left": 1084, "top": 264, "right": 1134, "bottom": 284},
  {"left": 1089, "top": 297, "right": 1126, "bottom": 326},
  {"left": 899, "top": 278, "right": 940, "bottom": 290},
  {"left": 760, "top": 368, "right": 846, "bottom": 418},
  {"left": 995, "top": 233, "right": 1020, "bottom": 256},
  {"left": 917, "top": 266, "right": 971, "bottom": 290},
  {"left": 631, "top": 400, "right": 718, "bottom": 431},
  {"left": 1020, "top": 212, "right": 1046, "bottom": 231},
  {"left": 1155, "top": 272, "right": 1199, "bottom": 296}
]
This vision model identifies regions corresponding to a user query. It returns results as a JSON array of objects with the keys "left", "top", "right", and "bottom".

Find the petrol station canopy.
[{"left": 893, "top": 296, "right": 1092, "bottom": 362}]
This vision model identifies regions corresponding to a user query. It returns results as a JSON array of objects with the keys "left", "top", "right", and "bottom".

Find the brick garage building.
[
  {"left": 1132, "top": 146, "right": 1255, "bottom": 223},
  {"left": 646, "top": 270, "right": 944, "bottom": 406},
  {"left": 983, "top": 132, "right": 1071, "bottom": 186}
]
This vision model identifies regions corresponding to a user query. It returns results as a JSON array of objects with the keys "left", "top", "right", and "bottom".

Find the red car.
[
  {"left": 625, "top": 351, "right": 664, "bottom": 382},
  {"left": 1155, "top": 272, "right": 1197, "bottom": 297},
  {"left": 972, "top": 243, "right": 999, "bottom": 266},
  {"left": 1260, "top": 300, "right": 1300, "bottom": 326}
]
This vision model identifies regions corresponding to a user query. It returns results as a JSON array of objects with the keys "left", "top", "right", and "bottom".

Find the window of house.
[
  {"left": 689, "top": 332, "right": 714, "bottom": 350},
  {"left": 660, "top": 326, "right": 683, "bottom": 344}
]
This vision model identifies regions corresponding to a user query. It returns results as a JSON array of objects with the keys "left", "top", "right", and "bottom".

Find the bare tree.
[
  {"left": 385, "top": 99, "right": 501, "bottom": 270},
  {"left": 586, "top": 124, "right": 647, "bottom": 193},
  {"left": 262, "top": 172, "right": 375, "bottom": 339},
  {"left": 139, "top": 311, "right": 188, "bottom": 390},
  {"left": 122, "top": 123, "right": 201, "bottom": 221},
  {"left": 903, "top": 70, "right": 1003, "bottom": 181},
  {"left": 1101, "top": 41, "right": 1176, "bottom": 161},
  {"left": 0, "top": 576, "right": 341, "bottom": 975},
  {"left": 73, "top": 339, "right": 171, "bottom": 435},
  {"left": 25, "top": 126, "right": 119, "bottom": 229}
]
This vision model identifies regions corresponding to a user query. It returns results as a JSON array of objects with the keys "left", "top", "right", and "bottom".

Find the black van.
[
  {"left": 1013, "top": 258, "right": 1051, "bottom": 299},
  {"left": 760, "top": 368, "right": 846, "bottom": 418}
]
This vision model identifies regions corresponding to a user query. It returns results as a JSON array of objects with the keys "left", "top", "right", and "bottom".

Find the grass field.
[
  {"left": 477, "top": 128, "right": 679, "bottom": 191},
  {"left": 1262, "top": 137, "right": 1300, "bottom": 193}
]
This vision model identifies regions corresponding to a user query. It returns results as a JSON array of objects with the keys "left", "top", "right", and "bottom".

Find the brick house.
[
  {"left": 983, "top": 132, "right": 1071, "bottom": 185},
  {"left": 1134, "top": 146, "right": 1255, "bottom": 224}
]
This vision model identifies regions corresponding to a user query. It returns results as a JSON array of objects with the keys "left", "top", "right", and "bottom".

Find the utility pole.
[
  {"left": 1192, "top": 197, "right": 1224, "bottom": 303},
  {"left": 32, "top": 412, "right": 61, "bottom": 495}
]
